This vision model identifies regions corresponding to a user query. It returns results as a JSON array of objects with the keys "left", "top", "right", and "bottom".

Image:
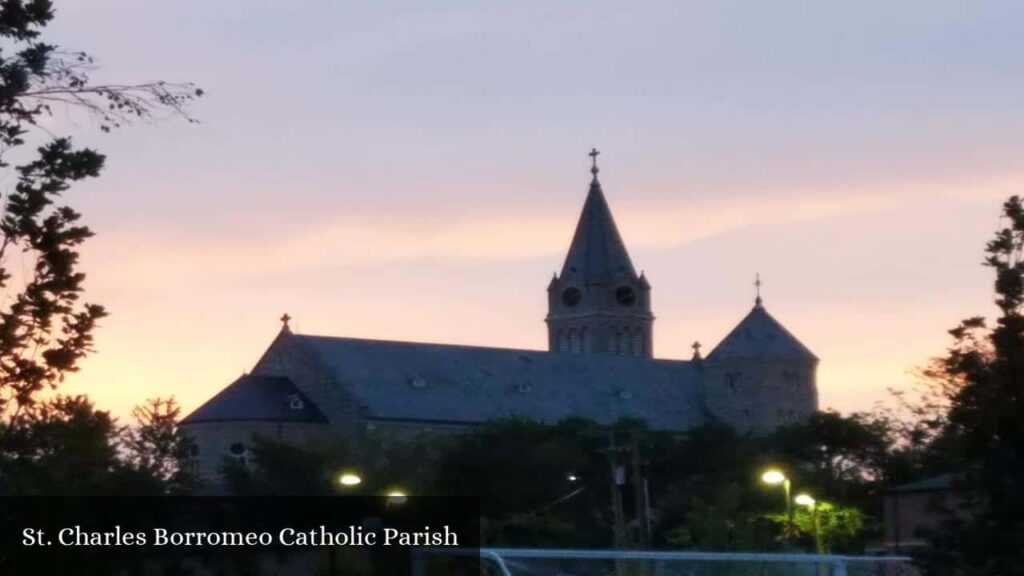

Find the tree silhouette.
[
  {"left": 915, "top": 196, "right": 1024, "bottom": 575},
  {"left": 0, "top": 0, "right": 199, "bottom": 423}
]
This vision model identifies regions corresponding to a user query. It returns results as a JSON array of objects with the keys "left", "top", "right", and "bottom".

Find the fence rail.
[{"left": 413, "top": 547, "right": 915, "bottom": 576}]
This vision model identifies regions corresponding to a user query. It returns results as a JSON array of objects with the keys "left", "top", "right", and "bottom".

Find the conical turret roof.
[{"left": 559, "top": 175, "right": 637, "bottom": 286}]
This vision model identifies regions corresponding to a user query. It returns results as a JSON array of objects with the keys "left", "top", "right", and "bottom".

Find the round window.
[
  {"left": 561, "top": 287, "right": 582, "bottom": 307},
  {"left": 615, "top": 286, "right": 637, "bottom": 306}
]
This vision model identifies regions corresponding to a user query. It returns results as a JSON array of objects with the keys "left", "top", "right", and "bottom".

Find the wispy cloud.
[{"left": 86, "top": 172, "right": 1019, "bottom": 296}]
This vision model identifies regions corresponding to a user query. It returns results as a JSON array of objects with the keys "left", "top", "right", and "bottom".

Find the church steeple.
[
  {"left": 559, "top": 155, "right": 638, "bottom": 286},
  {"left": 546, "top": 150, "right": 654, "bottom": 358}
]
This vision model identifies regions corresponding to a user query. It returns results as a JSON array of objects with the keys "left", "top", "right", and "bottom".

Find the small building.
[{"left": 880, "top": 473, "right": 955, "bottom": 554}]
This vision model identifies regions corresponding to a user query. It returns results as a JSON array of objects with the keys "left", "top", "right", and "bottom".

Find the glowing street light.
[
  {"left": 386, "top": 490, "right": 408, "bottom": 505},
  {"left": 795, "top": 493, "right": 824, "bottom": 554},
  {"left": 761, "top": 468, "right": 793, "bottom": 536},
  {"left": 567, "top": 473, "right": 580, "bottom": 482},
  {"left": 338, "top": 472, "right": 362, "bottom": 487}
]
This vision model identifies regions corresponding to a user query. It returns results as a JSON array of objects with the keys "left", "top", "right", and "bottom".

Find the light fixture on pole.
[
  {"left": 386, "top": 489, "right": 408, "bottom": 505},
  {"left": 795, "top": 493, "right": 824, "bottom": 555},
  {"left": 761, "top": 468, "right": 794, "bottom": 536},
  {"left": 338, "top": 472, "right": 362, "bottom": 487}
]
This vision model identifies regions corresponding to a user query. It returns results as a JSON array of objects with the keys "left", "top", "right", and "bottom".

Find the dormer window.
[
  {"left": 288, "top": 394, "right": 304, "bottom": 410},
  {"left": 408, "top": 375, "right": 427, "bottom": 389}
]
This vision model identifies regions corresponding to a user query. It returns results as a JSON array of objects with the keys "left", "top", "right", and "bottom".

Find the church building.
[{"left": 181, "top": 151, "right": 819, "bottom": 483}]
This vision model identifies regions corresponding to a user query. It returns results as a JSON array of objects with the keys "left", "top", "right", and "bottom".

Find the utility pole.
[
  {"left": 603, "top": 431, "right": 627, "bottom": 550},
  {"left": 630, "top": 437, "right": 651, "bottom": 548}
]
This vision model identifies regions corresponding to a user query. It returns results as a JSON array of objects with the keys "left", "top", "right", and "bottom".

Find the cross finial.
[
  {"left": 754, "top": 273, "right": 763, "bottom": 307},
  {"left": 589, "top": 148, "right": 600, "bottom": 177},
  {"left": 691, "top": 341, "right": 702, "bottom": 361},
  {"left": 280, "top": 313, "right": 292, "bottom": 331}
]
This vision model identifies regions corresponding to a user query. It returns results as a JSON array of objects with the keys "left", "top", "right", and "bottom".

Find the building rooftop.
[
  {"left": 181, "top": 374, "right": 328, "bottom": 424},
  {"left": 707, "top": 303, "right": 817, "bottom": 362},
  {"left": 293, "top": 334, "right": 706, "bottom": 430}
]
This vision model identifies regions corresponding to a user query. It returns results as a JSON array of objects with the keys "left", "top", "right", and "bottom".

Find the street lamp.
[
  {"left": 795, "top": 493, "right": 824, "bottom": 555},
  {"left": 338, "top": 472, "right": 362, "bottom": 487},
  {"left": 386, "top": 489, "right": 408, "bottom": 505},
  {"left": 761, "top": 468, "right": 793, "bottom": 535}
]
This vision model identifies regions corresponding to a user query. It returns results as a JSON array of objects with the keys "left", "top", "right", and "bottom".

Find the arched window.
[
  {"left": 569, "top": 329, "right": 582, "bottom": 354},
  {"left": 631, "top": 330, "right": 643, "bottom": 356},
  {"left": 724, "top": 372, "right": 741, "bottom": 392},
  {"left": 186, "top": 443, "right": 200, "bottom": 475},
  {"left": 557, "top": 329, "right": 567, "bottom": 352},
  {"left": 618, "top": 330, "right": 630, "bottom": 356},
  {"left": 581, "top": 328, "right": 592, "bottom": 353}
]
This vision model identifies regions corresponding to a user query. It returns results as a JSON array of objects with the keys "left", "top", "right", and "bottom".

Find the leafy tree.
[
  {"left": 0, "top": 0, "right": 199, "bottom": 424},
  {"left": 0, "top": 0, "right": 198, "bottom": 496},
  {"left": 121, "top": 397, "right": 196, "bottom": 494},
  {"left": 222, "top": 434, "right": 345, "bottom": 495},
  {"left": 914, "top": 196, "right": 1024, "bottom": 576},
  {"left": 664, "top": 485, "right": 777, "bottom": 551},
  {"left": 0, "top": 394, "right": 180, "bottom": 494},
  {"left": 767, "top": 410, "right": 893, "bottom": 515}
]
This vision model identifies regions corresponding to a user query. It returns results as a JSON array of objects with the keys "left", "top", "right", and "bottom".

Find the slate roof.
[
  {"left": 706, "top": 303, "right": 817, "bottom": 362},
  {"left": 293, "top": 335, "right": 705, "bottom": 430},
  {"left": 559, "top": 176, "right": 638, "bottom": 286},
  {"left": 181, "top": 374, "right": 328, "bottom": 424}
]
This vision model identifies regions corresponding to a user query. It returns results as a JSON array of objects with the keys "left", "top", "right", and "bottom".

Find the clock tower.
[{"left": 546, "top": 150, "right": 654, "bottom": 358}]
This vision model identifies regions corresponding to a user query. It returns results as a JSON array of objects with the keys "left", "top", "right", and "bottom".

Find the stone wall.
[
  {"left": 702, "top": 357, "right": 819, "bottom": 434},
  {"left": 180, "top": 420, "right": 331, "bottom": 485}
]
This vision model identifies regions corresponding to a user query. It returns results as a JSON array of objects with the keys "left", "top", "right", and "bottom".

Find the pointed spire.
[{"left": 559, "top": 149, "right": 638, "bottom": 285}]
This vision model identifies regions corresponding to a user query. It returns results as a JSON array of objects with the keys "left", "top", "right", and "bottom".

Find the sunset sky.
[{"left": 44, "top": 1, "right": 1024, "bottom": 418}]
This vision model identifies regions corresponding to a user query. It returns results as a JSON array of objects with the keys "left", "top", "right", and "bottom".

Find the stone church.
[{"left": 181, "top": 152, "right": 819, "bottom": 483}]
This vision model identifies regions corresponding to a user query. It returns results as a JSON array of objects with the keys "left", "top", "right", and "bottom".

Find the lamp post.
[
  {"left": 761, "top": 469, "right": 793, "bottom": 536},
  {"left": 795, "top": 493, "right": 824, "bottom": 555}
]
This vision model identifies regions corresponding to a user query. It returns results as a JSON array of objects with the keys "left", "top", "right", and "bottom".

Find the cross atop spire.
[
  {"left": 280, "top": 313, "right": 292, "bottom": 332},
  {"left": 754, "top": 273, "right": 763, "bottom": 308},
  {"left": 691, "top": 341, "right": 703, "bottom": 361},
  {"left": 559, "top": 149, "right": 637, "bottom": 285}
]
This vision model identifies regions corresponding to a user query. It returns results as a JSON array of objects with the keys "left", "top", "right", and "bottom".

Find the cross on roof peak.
[
  {"left": 280, "top": 313, "right": 292, "bottom": 331},
  {"left": 754, "top": 273, "right": 763, "bottom": 307},
  {"left": 589, "top": 148, "right": 600, "bottom": 177}
]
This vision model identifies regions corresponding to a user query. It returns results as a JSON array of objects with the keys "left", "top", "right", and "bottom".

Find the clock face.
[
  {"left": 616, "top": 286, "right": 637, "bottom": 306},
  {"left": 562, "top": 287, "right": 582, "bottom": 307}
]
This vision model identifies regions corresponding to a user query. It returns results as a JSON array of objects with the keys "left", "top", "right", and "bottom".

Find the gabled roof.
[
  {"left": 181, "top": 374, "right": 327, "bottom": 425},
  {"left": 559, "top": 176, "right": 637, "bottom": 286},
  {"left": 293, "top": 334, "right": 705, "bottom": 430},
  {"left": 706, "top": 303, "right": 817, "bottom": 362}
]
